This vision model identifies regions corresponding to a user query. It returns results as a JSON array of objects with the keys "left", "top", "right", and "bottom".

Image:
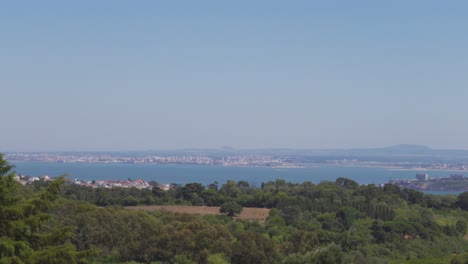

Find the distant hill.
[
  {"left": 348, "top": 144, "right": 433, "bottom": 156},
  {"left": 376, "top": 144, "right": 432, "bottom": 153}
]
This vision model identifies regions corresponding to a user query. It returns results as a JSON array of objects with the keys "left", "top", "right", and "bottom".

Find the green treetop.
[{"left": 0, "top": 153, "right": 88, "bottom": 263}]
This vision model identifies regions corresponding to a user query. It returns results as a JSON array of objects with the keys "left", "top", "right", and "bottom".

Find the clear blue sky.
[{"left": 1, "top": 1, "right": 468, "bottom": 151}]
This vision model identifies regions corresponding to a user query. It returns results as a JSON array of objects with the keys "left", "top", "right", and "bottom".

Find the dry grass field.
[{"left": 125, "top": 205, "right": 270, "bottom": 223}]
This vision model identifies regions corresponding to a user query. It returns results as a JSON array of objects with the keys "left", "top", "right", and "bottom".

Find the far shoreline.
[{"left": 10, "top": 160, "right": 468, "bottom": 174}]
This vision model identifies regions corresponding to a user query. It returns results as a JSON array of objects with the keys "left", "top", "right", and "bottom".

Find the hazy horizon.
[
  {"left": 4, "top": 143, "right": 468, "bottom": 153},
  {"left": 2, "top": 1, "right": 468, "bottom": 151}
]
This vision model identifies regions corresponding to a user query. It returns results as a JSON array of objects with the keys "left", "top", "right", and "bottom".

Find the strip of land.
[{"left": 125, "top": 205, "right": 270, "bottom": 223}]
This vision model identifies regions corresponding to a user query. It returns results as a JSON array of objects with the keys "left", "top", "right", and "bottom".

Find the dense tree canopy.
[
  {"left": 2, "top": 153, "right": 468, "bottom": 263},
  {"left": 455, "top": 192, "right": 468, "bottom": 210},
  {"left": 219, "top": 201, "right": 243, "bottom": 217},
  {"left": 0, "top": 154, "right": 89, "bottom": 263}
]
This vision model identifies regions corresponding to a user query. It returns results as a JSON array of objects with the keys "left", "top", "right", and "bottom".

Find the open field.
[{"left": 125, "top": 205, "right": 270, "bottom": 223}]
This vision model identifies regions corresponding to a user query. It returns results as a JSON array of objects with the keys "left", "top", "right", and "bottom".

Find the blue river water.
[{"left": 12, "top": 162, "right": 465, "bottom": 193}]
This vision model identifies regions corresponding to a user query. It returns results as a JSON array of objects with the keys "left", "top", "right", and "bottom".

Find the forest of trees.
[{"left": 1, "top": 154, "right": 467, "bottom": 263}]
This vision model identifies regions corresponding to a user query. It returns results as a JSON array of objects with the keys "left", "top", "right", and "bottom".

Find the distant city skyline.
[{"left": 2, "top": 1, "right": 468, "bottom": 151}]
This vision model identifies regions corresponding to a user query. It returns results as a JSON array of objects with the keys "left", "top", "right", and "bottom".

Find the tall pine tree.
[{"left": 0, "top": 153, "right": 88, "bottom": 263}]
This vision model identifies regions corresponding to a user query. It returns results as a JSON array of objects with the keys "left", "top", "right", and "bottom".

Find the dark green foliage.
[
  {"left": 0, "top": 153, "right": 14, "bottom": 177},
  {"left": 0, "top": 154, "right": 88, "bottom": 263},
  {"left": 283, "top": 243, "right": 343, "bottom": 264},
  {"left": 455, "top": 192, "right": 468, "bottom": 210},
  {"left": 61, "top": 184, "right": 156, "bottom": 206},
  {"left": 401, "top": 188, "right": 425, "bottom": 205},
  {"left": 336, "top": 206, "right": 362, "bottom": 229},
  {"left": 219, "top": 201, "right": 242, "bottom": 216},
  {"left": 335, "top": 177, "right": 359, "bottom": 191},
  {"left": 48, "top": 177, "right": 468, "bottom": 263},
  {"left": 455, "top": 220, "right": 467, "bottom": 235},
  {"left": 178, "top": 183, "right": 205, "bottom": 201},
  {"left": 231, "top": 231, "right": 277, "bottom": 264},
  {"left": 220, "top": 180, "right": 241, "bottom": 198}
]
